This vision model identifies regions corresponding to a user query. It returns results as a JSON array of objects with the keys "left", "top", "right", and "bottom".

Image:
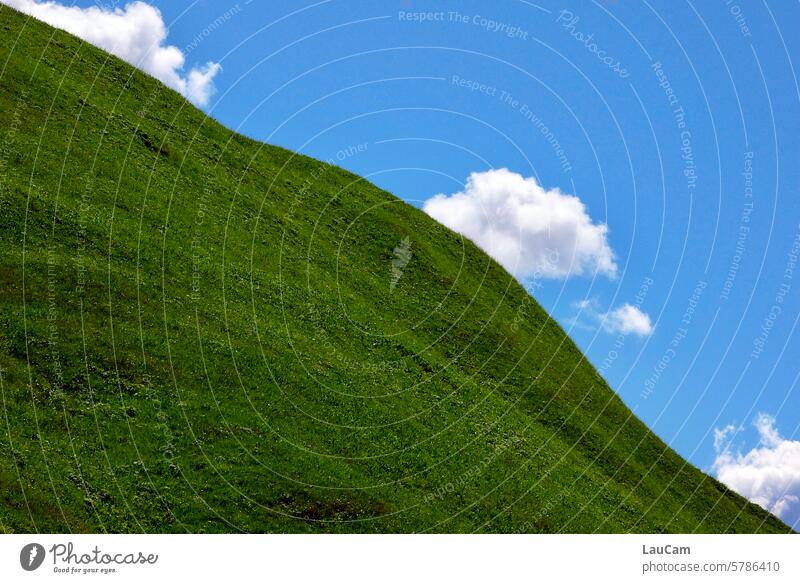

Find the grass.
[{"left": 0, "top": 5, "right": 791, "bottom": 533}]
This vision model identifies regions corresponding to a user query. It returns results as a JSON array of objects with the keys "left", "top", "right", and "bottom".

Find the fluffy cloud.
[
  {"left": 568, "top": 298, "right": 653, "bottom": 337},
  {"left": 1, "top": 0, "right": 220, "bottom": 106},
  {"left": 602, "top": 303, "right": 653, "bottom": 336},
  {"left": 423, "top": 169, "right": 617, "bottom": 280},
  {"left": 714, "top": 414, "right": 800, "bottom": 529}
]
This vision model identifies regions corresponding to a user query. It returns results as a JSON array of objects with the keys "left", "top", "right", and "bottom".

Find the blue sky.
[{"left": 11, "top": 0, "right": 800, "bottom": 525}]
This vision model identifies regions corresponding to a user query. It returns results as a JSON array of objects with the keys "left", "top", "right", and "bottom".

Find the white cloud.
[
  {"left": 601, "top": 303, "right": 653, "bottom": 336},
  {"left": 567, "top": 298, "right": 653, "bottom": 337},
  {"left": 714, "top": 413, "right": 800, "bottom": 529},
  {"left": 714, "top": 424, "right": 738, "bottom": 452},
  {"left": 1, "top": 0, "right": 220, "bottom": 106},
  {"left": 423, "top": 168, "right": 617, "bottom": 280}
]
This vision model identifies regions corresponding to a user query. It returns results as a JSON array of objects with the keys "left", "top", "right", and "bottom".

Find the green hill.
[{"left": 0, "top": 5, "right": 790, "bottom": 533}]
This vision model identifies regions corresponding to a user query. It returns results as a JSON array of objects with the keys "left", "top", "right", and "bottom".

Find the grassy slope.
[{"left": 0, "top": 6, "right": 789, "bottom": 533}]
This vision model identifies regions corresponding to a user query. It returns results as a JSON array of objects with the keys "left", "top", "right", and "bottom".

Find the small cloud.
[
  {"left": 713, "top": 413, "right": 800, "bottom": 529},
  {"left": 713, "top": 423, "right": 739, "bottom": 453},
  {"left": 569, "top": 298, "right": 653, "bottom": 337},
  {"left": 601, "top": 303, "right": 653, "bottom": 336},
  {"left": 185, "top": 61, "right": 221, "bottom": 107},
  {"left": 1, "top": 0, "right": 220, "bottom": 106},
  {"left": 423, "top": 168, "right": 617, "bottom": 280}
]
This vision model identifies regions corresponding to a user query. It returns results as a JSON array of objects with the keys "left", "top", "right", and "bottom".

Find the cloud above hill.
[
  {"left": 1, "top": 0, "right": 220, "bottom": 106},
  {"left": 423, "top": 169, "right": 616, "bottom": 280},
  {"left": 714, "top": 414, "right": 800, "bottom": 529},
  {"left": 569, "top": 298, "right": 653, "bottom": 337},
  {"left": 602, "top": 303, "right": 653, "bottom": 336}
]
